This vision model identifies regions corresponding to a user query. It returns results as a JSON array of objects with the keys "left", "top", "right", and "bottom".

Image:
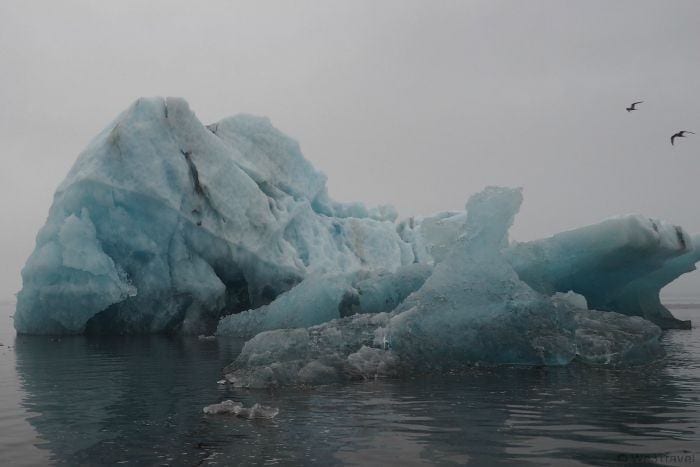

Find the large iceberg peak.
[
  {"left": 16, "top": 97, "right": 410, "bottom": 335},
  {"left": 208, "top": 113, "right": 327, "bottom": 202}
]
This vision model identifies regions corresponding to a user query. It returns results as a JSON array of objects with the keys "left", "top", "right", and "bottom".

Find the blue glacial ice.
[
  {"left": 224, "top": 187, "right": 664, "bottom": 388},
  {"left": 15, "top": 97, "right": 412, "bottom": 335},
  {"left": 505, "top": 217, "right": 699, "bottom": 329},
  {"left": 14, "top": 97, "right": 699, "bottom": 379},
  {"left": 215, "top": 263, "right": 432, "bottom": 339}
]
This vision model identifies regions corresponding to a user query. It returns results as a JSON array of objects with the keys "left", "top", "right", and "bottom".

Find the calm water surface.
[{"left": 1, "top": 300, "right": 699, "bottom": 466}]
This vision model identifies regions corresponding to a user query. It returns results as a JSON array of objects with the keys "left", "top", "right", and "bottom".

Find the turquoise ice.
[
  {"left": 14, "top": 97, "right": 698, "bottom": 378},
  {"left": 225, "top": 187, "right": 664, "bottom": 388},
  {"left": 16, "top": 98, "right": 412, "bottom": 334},
  {"left": 506, "top": 217, "right": 699, "bottom": 329}
]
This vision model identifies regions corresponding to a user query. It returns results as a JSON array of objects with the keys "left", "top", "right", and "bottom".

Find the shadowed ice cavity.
[
  {"left": 224, "top": 187, "right": 665, "bottom": 388},
  {"left": 215, "top": 264, "right": 433, "bottom": 339}
]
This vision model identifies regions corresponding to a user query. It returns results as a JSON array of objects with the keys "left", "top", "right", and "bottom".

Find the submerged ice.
[{"left": 14, "top": 97, "right": 699, "bottom": 381}]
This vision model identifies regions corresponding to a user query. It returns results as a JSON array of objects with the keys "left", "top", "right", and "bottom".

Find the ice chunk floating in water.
[
  {"left": 223, "top": 187, "right": 665, "bottom": 388},
  {"left": 202, "top": 400, "right": 279, "bottom": 419},
  {"left": 14, "top": 97, "right": 698, "bottom": 381}
]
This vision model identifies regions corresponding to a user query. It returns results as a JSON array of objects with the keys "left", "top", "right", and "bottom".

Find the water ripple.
[{"left": 0, "top": 305, "right": 699, "bottom": 465}]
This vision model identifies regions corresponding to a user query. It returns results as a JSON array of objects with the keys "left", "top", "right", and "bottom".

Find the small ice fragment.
[
  {"left": 203, "top": 400, "right": 279, "bottom": 419},
  {"left": 239, "top": 403, "right": 280, "bottom": 419},
  {"left": 203, "top": 400, "right": 241, "bottom": 415},
  {"left": 198, "top": 335, "right": 216, "bottom": 341}
]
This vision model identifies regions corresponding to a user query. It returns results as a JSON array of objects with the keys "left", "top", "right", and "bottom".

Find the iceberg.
[
  {"left": 223, "top": 187, "right": 665, "bottom": 388},
  {"left": 14, "top": 97, "right": 697, "bottom": 382},
  {"left": 15, "top": 97, "right": 412, "bottom": 335},
  {"left": 505, "top": 217, "right": 697, "bottom": 329}
]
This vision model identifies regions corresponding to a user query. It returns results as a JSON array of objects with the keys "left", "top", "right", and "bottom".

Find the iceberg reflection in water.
[{"left": 7, "top": 305, "right": 700, "bottom": 466}]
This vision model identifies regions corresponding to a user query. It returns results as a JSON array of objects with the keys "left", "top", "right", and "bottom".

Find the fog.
[{"left": 1, "top": 0, "right": 699, "bottom": 299}]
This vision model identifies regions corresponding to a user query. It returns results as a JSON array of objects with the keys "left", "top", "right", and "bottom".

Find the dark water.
[{"left": 1, "top": 301, "right": 699, "bottom": 466}]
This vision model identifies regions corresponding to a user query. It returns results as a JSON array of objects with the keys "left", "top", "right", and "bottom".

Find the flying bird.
[
  {"left": 626, "top": 101, "right": 643, "bottom": 112},
  {"left": 671, "top": 131, "right": 695, "bottom": 145}
]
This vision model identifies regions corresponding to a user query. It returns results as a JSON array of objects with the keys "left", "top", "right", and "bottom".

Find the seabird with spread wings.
[
  {"left": 626, "top": 101, "right": 643, "bottom": 112},
  {"left": 671, "top": 130, "right": 695, "bottom": 145}
]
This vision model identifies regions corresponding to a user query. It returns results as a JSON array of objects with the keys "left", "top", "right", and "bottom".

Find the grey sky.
[{"left": 1, "top": 0, "right": 700, "bottom": 299}]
